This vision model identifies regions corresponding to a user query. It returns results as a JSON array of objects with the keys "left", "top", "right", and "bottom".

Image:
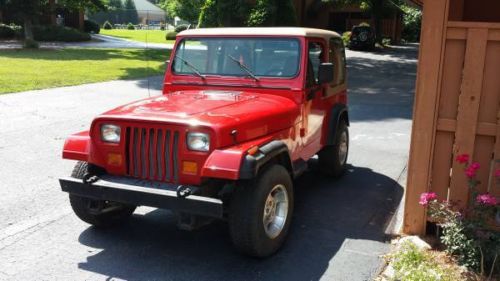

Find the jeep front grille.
[{"left": 125, "top": 126, "right": 180, "bottom": 182}]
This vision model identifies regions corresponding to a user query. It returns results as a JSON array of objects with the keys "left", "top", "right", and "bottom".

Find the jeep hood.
[{"left": 97, "top": 90, "right": 300, "bottom": 146}]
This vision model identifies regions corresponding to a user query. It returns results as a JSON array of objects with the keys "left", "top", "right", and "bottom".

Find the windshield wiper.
[
  {"left": 174, "top": 55, "right": 206, "bottom": 80},
  {"left": 226, "top": 54, "right": 260, "bottom": 81}
]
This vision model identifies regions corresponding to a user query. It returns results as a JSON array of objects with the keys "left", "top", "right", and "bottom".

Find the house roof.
[
  {"left": 179, "top": 27, "right": 341, "bottom": 39},
  {"left": 132, "top": 0, "right": 165, "bottom": 15}
]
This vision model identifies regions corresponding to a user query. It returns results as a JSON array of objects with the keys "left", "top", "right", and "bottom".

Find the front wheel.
[
  {"left": 69, "top": 161, "right": 136, "bottom": 227},
  {"left": 319, "top": 119, "right": 349, "bottom": 177},
  {"left": 229, "top": 165, "right": 294, "bottom": 257}
]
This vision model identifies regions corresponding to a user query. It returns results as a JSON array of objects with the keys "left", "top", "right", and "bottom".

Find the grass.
[
  {"left": 387, "top": 241, "right": 478, "bottom": 281},
  {"left": 0, "top": 48, "right": 171, "bottom": 94},
  {"left": 100, "top": 29, "right": 175, "bottom": 44}
]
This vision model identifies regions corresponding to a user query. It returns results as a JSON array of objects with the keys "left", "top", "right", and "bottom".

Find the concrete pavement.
[{"left": 0, "top": 46, "right": 417, "bottom": 281}]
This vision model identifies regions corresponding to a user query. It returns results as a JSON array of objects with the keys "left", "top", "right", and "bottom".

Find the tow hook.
[
  {"left": 82, "top": 174, "right": 99, "bottom": 185},
  {"left": 176, "top": 185, "right": 199, "bottom": 198}
]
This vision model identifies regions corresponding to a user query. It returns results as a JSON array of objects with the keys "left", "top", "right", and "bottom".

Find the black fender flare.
[
  {"left": 239, "top": 140, "right": 292, "bottom": 179},
  {"left": 326, "top": 104, "right": 349, "bottom": 145}
]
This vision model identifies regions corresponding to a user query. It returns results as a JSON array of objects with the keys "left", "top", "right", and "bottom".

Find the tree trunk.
[
  {"left": 374, "top": 14, "right": 382, "bottom": 44},
  {"left": 24, "top": 18, "right": 34, "bottom": 41},
  {"left": 373, "top": 0, "right": 383, "bottom": 44}
]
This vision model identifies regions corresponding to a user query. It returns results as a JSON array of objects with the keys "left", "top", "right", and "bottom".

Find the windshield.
[{"left": 172, "top": 37, "right": 301, "bottom": 78}]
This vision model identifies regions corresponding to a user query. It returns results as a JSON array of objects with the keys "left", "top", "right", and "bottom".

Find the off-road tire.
[
  {"left": 229, "top": 165, "right": 294, "bottom": 257},
  {"left": 69, "top": 161, "right": 136, "bottom": 227},
  {"left": 319, "top": 119, "right": 349, "bottom": 177}
]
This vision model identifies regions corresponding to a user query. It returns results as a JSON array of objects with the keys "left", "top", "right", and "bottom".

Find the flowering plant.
[{"left": 420, "top": 154, "right": 499, "bottom": 277}]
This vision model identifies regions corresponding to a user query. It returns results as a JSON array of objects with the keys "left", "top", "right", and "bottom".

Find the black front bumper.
[{"left": 59, "top": 176, "right": 224, "bottom": 218}]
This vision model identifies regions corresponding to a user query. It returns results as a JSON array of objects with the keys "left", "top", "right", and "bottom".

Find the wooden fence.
[{"left": 404, "top": 0, "right": 500, "bottom": 234}]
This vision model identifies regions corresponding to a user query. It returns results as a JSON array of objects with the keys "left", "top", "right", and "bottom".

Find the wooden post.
[
  {"left": 403, "top": 0, "right": 449, "bottom": 235},
  {"left": 448, "top": 28, "right": 488, "bottom": 207}
]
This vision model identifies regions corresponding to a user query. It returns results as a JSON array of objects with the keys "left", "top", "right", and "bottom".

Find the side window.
[
  {"left": 306, "top": 42, "right": 325, "bottom": 87},
  {"left": 329, "top": 38, "right": 346, "bottom": 87}
]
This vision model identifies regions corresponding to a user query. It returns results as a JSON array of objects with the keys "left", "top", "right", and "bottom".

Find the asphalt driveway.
[{"left": 0, "top": 45, "right": 417, "bottom": 281}]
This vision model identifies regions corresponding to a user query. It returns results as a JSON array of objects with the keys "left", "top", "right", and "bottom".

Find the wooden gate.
[{"left": 404, "top": 0, "right": 500, "bottom": 234}]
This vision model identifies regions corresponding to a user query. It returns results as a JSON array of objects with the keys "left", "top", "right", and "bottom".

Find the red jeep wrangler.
[{"left": 60, "top": 27, "right": 349, "bottom": 257}]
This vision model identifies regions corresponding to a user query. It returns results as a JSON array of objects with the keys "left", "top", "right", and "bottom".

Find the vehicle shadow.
[{"left": 77, "top": 163, "right": 403, "bottom": 281}]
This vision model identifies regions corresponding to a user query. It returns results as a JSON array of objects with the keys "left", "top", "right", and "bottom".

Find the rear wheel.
[
  {"left": 319, "top": 119, "right": 349, "bottom": 177},
  {"left": 69, "top": 161, "right": 136, "bottom": 227},
  {"left": 229, "top": 165, "right": 294, "bottom": 257}
]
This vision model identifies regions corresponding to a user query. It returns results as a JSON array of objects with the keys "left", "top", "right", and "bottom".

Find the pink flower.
[
  {"left": 456, "top": 154, "right": 469, "bottom": 164},
  {"left": 464, "top": 162, "right": 481, "bottom": 178},
  {"left": 465, "top": 166, "right": 477, "bottom": 178},
  {"left": 470, "top": 162, "right": 480, "bottom": 170},
  {"left": 476, "top": 193, "right": 498, "bottom": 206},
  {"left": 419, "top": 192, "right": 438, "bottom": 206}
]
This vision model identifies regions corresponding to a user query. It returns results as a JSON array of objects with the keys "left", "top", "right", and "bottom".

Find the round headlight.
[
  {"left": 101, "top": 124, "right": 121, "bottom": 143},
  {"left": 187, "top": 132, "right": 210, "bottom": 152}
]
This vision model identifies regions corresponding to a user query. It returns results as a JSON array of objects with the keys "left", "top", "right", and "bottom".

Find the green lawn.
[
  {"left": 100, "top": 29, "right": 175, "bottom": 44},
  {"left": 0, "top": 48, "right": 171, "bottom": 94}
]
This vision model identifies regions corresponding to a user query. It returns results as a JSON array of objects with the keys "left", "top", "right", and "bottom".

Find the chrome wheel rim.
[
  {"left": 262, "top": 184, "right": 289, "bottom": 239},
  {"left": 339, "top": 131, "right": 348, "bottom": 165}
]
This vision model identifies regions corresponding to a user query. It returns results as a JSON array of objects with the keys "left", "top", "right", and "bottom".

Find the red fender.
[
  {"left": 62, "top": 131, "right": 90, "bottom": 161},
  {"left": 201, "top": 135, "right": 274, "bottom": 180}
]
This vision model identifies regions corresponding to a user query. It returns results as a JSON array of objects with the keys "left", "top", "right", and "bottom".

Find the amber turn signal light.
[
  {"left": 182, "top": 161, "right": 198, "bottom": 175},
  {"left": 107, "top": 153, "right": 122, "bottom": 166},
  {"left": 247, "top": 146, "right": 260, "bottom": 156}
]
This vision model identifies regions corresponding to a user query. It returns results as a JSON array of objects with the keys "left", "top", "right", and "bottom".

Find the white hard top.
[{"left": 178, "top": 27, "right": 341, "bottom": 39}]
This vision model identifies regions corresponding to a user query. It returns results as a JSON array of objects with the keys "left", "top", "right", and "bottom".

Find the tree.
[
  {"left": 108, "top": 0, "right": 124, "bottom": 24},
  {"left": 247, "top": 0, "right": 297, "bottom": 27},
  {"left": 123, "top": 0, "right": 138, "bottom": 24},
  {"left": 0, "top": 0, "right": 105, "bottom": 41},
  {"left": 161, "top": 0, "right": 204, "bottom": 24}
]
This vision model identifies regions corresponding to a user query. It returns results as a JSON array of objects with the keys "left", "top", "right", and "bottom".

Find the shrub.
[
  {"left": 84, "top": 20, "right": 100, "bottom": 34},
  {"left": 174, "top": 24, "right": 189, "bottom": 33},
  {"left": 127, "top": 23, "right": 135, "bottom": 30},
  {"left": 0, "top": 24, "right": 15, "bottom": 38},
  {"left": 0, "top": 23, "right": 22, "bottom": 39},
  {"left": 165, "top": 31, "right": 177, "bottom": 40},
  {"left": 103, "top": 21, "right": 113, "bottom": 30},
  {"left": 401, "top": 5, "right": 422, "bottom": 42},
  {"left": 23, "top": 38, "right": 39, "bottom": 49},
  {"left": 421, "top": 154, "right": 500, "bottom": 276},
  {"left": 247, "top": 0, "right": 275, "bottom": 26},
  {"left": 33, "top": 25, "right": 91, "bottom": 42},
  {"left": 341, "top": 31, "right": 351, "bottom": 46},
  {"left": 382, "top": 38, "right": 392, "bottom": 46}
]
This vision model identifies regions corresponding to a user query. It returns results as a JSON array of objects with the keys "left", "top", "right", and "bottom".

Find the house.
[
  {"left": 292, "top": 0, "right": 420, "bottom": 43},
  {"left": 131, "top": 0, "right": 166, "bottom": 24}
]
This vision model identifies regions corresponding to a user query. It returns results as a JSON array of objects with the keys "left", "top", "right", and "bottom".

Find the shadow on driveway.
[{"left": 76, "top": 164, "right": 403, "bottom": 281}]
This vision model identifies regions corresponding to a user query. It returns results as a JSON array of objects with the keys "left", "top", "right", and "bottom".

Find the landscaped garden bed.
[{"left": 381, "top": 154, "right": 499, "bottom": 281}]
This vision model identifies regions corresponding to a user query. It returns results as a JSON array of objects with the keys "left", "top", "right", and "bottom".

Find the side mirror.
[
  {"left": 318, "top": 63, "right": 334, "bottom": 84},
  {"left": 165, "top": 59, "right": 170, "bottom": 65}
]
